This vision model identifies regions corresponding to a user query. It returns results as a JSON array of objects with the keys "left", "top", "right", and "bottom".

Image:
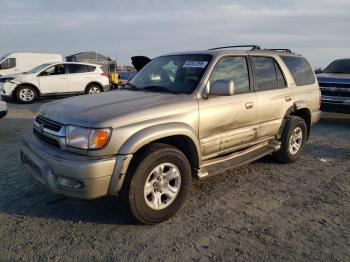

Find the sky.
[{"left": 0, "top": 0, "right": 349, "bottom": 68}]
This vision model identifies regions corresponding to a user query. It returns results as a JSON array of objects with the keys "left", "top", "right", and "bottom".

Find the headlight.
[{"left": 65, "top": 125, "right": 112, "bottom": 150}]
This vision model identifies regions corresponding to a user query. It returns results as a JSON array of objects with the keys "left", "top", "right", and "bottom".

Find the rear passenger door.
[
  {"left": 250, "top": 56, "right": 293, "bottom": 139},
  {"left": 67, "top": 64, "right": 96, "bottom": 92}
]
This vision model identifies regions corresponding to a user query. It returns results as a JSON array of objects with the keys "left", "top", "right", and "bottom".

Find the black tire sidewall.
[
  {"left": 280, "top": 116, "right": 307, "bottom": 163},
  {"left": 128, "top": 145, "right": 192, "bottom": 224},
  {"left": 16, "top": 85, "right": 37, "bottom": 104}
]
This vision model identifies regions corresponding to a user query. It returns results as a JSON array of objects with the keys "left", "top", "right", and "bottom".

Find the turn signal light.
[{"left": 89, "top": 129, "right": 111, "bottom": 149}]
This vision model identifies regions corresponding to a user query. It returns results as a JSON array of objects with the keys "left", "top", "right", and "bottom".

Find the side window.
[
  {"left": 251, "top": 57, "right": 279, "bottom": 91},
  {"left": 68, "top": 64, "right": 90, "bottom": 74},
  {"left": 41, "top": 64, "right": 65, "bottom": 76},
  {"left": 280, "top": 56, "right": 315, "bottom": 86},
  {"left": 86, "top": 65, "right": 96, "bottom": 72},
  {"left": 0, "top": 58, "right": 16, "bottom": 70},
  {"left": 209, "top": 56, "right": 250, "bottom": 94}
]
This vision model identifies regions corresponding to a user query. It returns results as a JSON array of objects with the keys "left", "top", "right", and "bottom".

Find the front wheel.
[
  {"left": 121, "top": 143, "right": 192, "bottom": 224},
  {"left": 16, "top": 85, "right": 37, "bottom": 104},
  {"left": 273, "top": 116, "right": 307, "bottom": 163}
]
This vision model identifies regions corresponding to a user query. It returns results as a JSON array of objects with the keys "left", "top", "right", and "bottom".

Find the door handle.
[
  {"left": 245, "top": 102, "right": 254, "bottom": 109},
  {"left": 285, "top": 96, "right": 292, "bottom": 102}
]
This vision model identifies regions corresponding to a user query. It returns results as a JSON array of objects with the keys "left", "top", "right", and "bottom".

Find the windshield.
[
  {"left": 26, "top": 63, "right": 53, "bottom": 74},
  {"left": 323, "top": 59, "right": 350, "bottom": 74},
  {"left": 128, "top": 54, "right": 212, "bottom": 94},
  {"left": 0, "top": 53, "right": 10, "bottom": 62}
]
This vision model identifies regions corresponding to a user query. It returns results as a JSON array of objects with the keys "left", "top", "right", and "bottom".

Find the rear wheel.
[
  {"left": 16, "top": 85, "right": 37, "bottom": 104},
  {"left": 273, "top": 116, "right": 307, "bottom": 163},
  {"left": 86, "top": 84, "right": 102, "bottom": 94},
  {"left": 121, "top": 143, "right": 192, "bottom": 224}
]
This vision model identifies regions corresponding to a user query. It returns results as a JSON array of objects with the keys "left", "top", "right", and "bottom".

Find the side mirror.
[
  {"left": 209, "top": 80, "right": 235, "bottom": 96},
  {"left": 314, "top": 68, "right": 323, "bottom": 74}
]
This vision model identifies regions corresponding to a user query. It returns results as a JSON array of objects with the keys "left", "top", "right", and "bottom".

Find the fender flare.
[
  {"left": 118, "top": 122, "right": 201, "bottom": 159},
  {"left": 277, "top": 100, "right": 311, "bottom": 139}
]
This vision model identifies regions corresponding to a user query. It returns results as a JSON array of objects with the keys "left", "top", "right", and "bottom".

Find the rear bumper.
[
  {"left": 311, "top": 110, "right": 321, "bottom": 125},
  {"left": 102, "top": 84, "right": 111, "bottom": 92},
  {"left": 21, "top": 132, "right": 132, "bottom": 199}
]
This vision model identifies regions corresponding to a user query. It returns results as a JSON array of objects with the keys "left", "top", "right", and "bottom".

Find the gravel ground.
[{"left": 0, "top": 99, "right": 349, "bottom": 261}]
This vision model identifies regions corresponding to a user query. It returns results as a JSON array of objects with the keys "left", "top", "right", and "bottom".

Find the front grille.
[
  {"left": 319, "top": 82, "right": 350, "bottom": 88},
  {"left": 33, "top": 129, "right": 61, "bottom": 148},
  {"left": 35, "top": 115, "right": 62, "bottom": 132},
  {"left": 33, "top": 115, "right": 64, "bottom": 148},
  {"left": 321, "top": 90, "right": 350, "bottom": 97}
]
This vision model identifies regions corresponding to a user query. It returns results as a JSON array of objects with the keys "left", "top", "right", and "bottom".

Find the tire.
[
  {"left": 16, "top": 85, "right": 37, "bottom": 104},
  {"left": 121, "top": 143, "right": 192, "bottom": 224},
  {"left": 273, "top": 116, "right": 307, "bottom": 163},
  {"left": 86, "top": 84, "right": 102, "bottom": 94}
]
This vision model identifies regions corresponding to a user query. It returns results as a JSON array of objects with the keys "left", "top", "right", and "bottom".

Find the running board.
[{"left": 196, "top": 140, "right": 281, "bottom": 179}]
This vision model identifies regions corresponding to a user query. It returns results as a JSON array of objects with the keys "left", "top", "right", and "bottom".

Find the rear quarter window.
[{"left": 280, "top": 56, "right": 315, "bottom": 86}]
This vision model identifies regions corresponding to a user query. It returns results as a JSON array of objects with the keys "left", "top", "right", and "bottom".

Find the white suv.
[{"left": 0, "top": 62, "right": 111, "bottom": 103}]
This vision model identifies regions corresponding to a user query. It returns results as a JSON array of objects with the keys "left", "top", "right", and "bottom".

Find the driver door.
[
  {"left": 198, "top": 56, "right": 258, "bottom": 158},
  {"left": 38, "top": 64, "right": 69, "bottom": 94}
]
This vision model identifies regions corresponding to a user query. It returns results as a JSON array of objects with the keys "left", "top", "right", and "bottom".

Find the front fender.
[
  {"left": 118, "top": 122, "right": 201, "bottom": 158},
  {"left": 108, "top": 122, "right": 201, "bottom": 195}
]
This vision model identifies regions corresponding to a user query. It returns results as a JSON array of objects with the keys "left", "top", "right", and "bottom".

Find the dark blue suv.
[{"left": 316, "top": 59, "right": 350, "bottom": 113}]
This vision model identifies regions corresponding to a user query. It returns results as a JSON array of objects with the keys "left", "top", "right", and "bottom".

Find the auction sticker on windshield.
[{"left": 183, "top": 61, "right": 208, "bottom": 68}]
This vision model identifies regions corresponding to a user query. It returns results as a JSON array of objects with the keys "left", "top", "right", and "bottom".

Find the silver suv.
[{"left": 21, "top": 45, "right": 321, "bottom": 224}]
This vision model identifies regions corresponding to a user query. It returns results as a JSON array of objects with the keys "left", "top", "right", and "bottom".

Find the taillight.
[{"left": 101, "top": 73, "right": 109, "bottom": 78}]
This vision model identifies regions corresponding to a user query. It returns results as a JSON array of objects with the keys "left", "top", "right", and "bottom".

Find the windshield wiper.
[{"left": 140, "top": 85, "right": 179, "bottom": 94}]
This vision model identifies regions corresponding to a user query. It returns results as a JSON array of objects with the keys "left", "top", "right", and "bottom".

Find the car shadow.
[{"left": 1, "top": 182, "right": 139, "bottom": 225}]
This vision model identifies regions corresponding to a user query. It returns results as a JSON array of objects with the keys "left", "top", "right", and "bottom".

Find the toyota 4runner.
[{"left": 21, "top": 45, "right": 321, "bottom": 224}]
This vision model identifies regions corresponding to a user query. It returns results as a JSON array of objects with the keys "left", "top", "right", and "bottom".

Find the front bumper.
[
  {"left": 0, "top": 100, "right": 7, "bottom": 118},
  {"left": 21, "top": 132, "right": 132, "bottom": 199},
  {"left": 321, "top": 95, "right": 350, "bottom": 113},
  {"left": 0, "top": 81, "right": 17, "bottom": 97}
]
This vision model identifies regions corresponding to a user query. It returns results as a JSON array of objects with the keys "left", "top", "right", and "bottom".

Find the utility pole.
[{"left": 116, "top": 42, "right": 121, "bottom": 70}]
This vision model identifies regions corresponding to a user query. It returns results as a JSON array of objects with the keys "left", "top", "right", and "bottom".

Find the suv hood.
[
  {"left": 39, "top": 90, "right": 196, "bottom": 128},
  {"left": 317, "top": 73, "right": 350, "bottom": 84},
  {"left": 0, "top": 73, "right": 36, "bottom": 82}
]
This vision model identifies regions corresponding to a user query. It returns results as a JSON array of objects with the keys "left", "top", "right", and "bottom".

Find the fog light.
[{"left": 57, "top": 177, "right": 83, "bottom": 189}]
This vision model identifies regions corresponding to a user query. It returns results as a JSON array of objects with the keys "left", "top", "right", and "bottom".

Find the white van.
[{"left": 0, "top": 52, "right": 63, "bottom": 76}]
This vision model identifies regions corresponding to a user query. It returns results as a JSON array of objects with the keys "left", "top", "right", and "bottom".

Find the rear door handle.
[
  {"left": 245, "top": 102, "right": 254, "bottom": 109},
  {"left": 285, "top": 96, "right": 292, "bottom": 102}
]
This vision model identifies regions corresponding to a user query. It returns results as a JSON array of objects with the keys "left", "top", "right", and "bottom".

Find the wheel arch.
[
  {"left": 85, "top": 81, "right": 103, "bottom": 93},
  {"left": 109, "top": 123, "right": 201, "bottom": 195},
  {"left": 118, "top": 123, "right": 201, "bottom": 171},
  {"left": 278, "top": 102, "right": 311, "bottom": 139},
  {"left": 14, "top": 83, "right": 41, "bottom": 97}
]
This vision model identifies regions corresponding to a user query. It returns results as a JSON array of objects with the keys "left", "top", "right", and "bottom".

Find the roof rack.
[
  {"left": 266, "top": 48, "right": 292, "bottom": 53},
  {"left": 208, "top": 45, "right": 261, "bottom": 51}
]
